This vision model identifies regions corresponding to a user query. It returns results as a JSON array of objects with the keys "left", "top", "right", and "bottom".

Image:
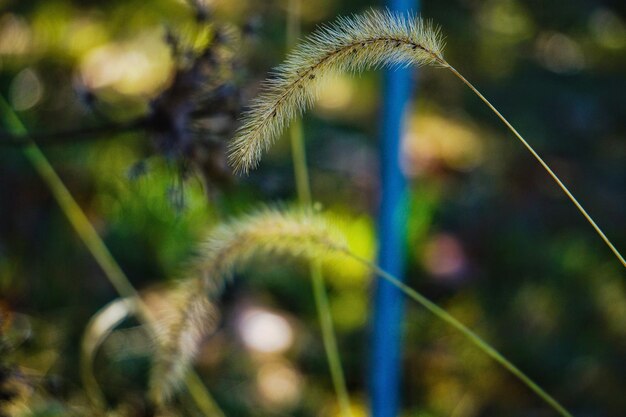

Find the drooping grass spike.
[
  {"left": 157, "top": 207, "right": 572, "bottom": 416},
  {"left": 148, "top": 207, "right": 346, "bottom": 403},
  {"left": 228, "top": 9, "right": 445, "bottom": 174},
  {"left": 149, "top": 281, "right": 220, "bottom": 404},
  {"left": 227, "top": 9, "right": 625, "bottom": 268}
]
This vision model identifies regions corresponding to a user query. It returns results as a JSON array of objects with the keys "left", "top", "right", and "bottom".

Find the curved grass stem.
[
  {"left": 344, "top": 251, "right": 573, "bottom": 417},
  {"left": 228, "top": 8, "right": 624, "bottom": 269},
  {"left": 309, "top": 259, "right": 353, "bottom": 416},
  {"left": 0, "top": 95, "right": 225, "bottom": 417},
  {"left": 446, "top": 65, "right": 625, "bottom": 269},
  {"left": 289, "top": 120, "right": 312, "bottom": 206},
  {"left": 287, "top": 2, "right": 352, "bottom": 415}
]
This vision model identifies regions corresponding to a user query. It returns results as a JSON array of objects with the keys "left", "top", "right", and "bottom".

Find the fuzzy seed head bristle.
[
  {"left": 198, "top": 207, "right": 348, "bottom": 290},
  {"left": 149, "top": 207, "right": 347, "bottom": 403},
  {"left": 149, "top": 281, "right": 219, "bottom": 404},
  {"left": 228, "top": 9, "right": 446, "bottom": 174}
]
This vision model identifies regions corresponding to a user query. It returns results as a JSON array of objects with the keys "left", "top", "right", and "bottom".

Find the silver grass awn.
[
  {"left": 228, "top": 9, "right": 445, "bottom": 174},
  {"left": 228, "top": 9, "right": 625, "bottom": 268}
]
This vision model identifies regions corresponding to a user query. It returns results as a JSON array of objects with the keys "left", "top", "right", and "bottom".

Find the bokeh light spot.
[
  {"left": 535, "top": 32, "right": 585, "bottom": 73},
  {"left": 0, "top": 14, "right": 32, "bottom": 55},
  {"left": 10, "top": 68, "right": 44, "bottom": 111},
  {"left": 238, "top": 308, "right": 294, "bottom": 354},
  {"left": 80, "top": 31, "right": 171, "bottom": 95},
  {"left": 403, "top": 112, "right": 485, "bottom": 176},
  {"left": 422, "top": 233, "right": 467, "bottom": 280},
  {"left": 589, "top": 8, "right": 626, "bottom": 49},
  {"left": 256, "top": 360, "right": 303, "bottom": 409},
  {"left": 317, "top": 75, "right": 354, "bottom": 112}
]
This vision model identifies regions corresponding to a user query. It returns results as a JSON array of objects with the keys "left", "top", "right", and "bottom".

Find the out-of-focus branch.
[
  {"left": 0, "top": 118, "right": 148, "bottom": 147},
  {"left": 0, "top": 95, "right": 226, "bottom": 417}
]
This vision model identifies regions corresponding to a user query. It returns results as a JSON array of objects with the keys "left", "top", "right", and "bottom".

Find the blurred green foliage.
[{"left": 1, "top": 0, "right": 625, "bottom": 416}]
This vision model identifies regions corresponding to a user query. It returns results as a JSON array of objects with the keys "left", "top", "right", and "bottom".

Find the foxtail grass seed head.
[
  {"left": 198, "top": 207, "right": 348, "bottom": 291},
  {"left": 147, "top": 207, "right": 575, "bottom": 417},
  {"left": 228, "top": 10, "right": 446, "bottom": 173},
  {"left": 149, "top": 207, "right": 347, "bottom": 403},
  {"left": 150, "top": 281, "right": 219, "bottom": 404}
]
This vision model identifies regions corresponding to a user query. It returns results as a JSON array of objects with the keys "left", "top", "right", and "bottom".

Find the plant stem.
[
  {"left": 287, "top": 2, "right": 352, "bottom": 416},
  {"left": 289, "top": 120, "right": 312, "bottom": 205},
  {"left": 290, "top": 118, "right": 352, "bottom": 416},
  {"left": 0, "top": 95, "right": 225, "bottom": 417},
  {"left": 184, "top": 371, "right": 224, "bottom": 417},
  {"left": 0, "top": 118, "right": 146, "bottom": 147},
  {"left": 345, "top": 251, "right": 573, "bottom": 417},
  {"left": 0, "top": 98, "right": 139, "bottom": 300},
  {"left": 446, "top": 65, "right": 625, "bottom": 269},
  {"left": 309, "top": 259, "right": 353, "bottom": 414}
]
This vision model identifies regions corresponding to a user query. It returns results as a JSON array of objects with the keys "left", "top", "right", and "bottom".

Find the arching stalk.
[
  {"left": 445, "top": 65, "right": 625, "bottom": 268},
  {"left": 227, "top": 9, "right": 625, "bottom": 268}
]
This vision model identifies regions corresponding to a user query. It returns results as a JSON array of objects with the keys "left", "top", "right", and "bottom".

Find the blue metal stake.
[{"left": 371, "top": 1, "right": 417, "bottom": 416}]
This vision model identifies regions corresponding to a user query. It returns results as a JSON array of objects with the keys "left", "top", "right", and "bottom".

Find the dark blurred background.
[{"left": 0, "top": 0, "right": 625, "bottom": 416}]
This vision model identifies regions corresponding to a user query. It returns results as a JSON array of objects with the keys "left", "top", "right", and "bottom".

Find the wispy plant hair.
[
  {"left": 148, "top": 207, "right": 346, "bottom": 402},
  {"left": 228, "top": 9, "right": 445, "bottom": 174},
  {"left": 196, "top": 206, "right": 348, "bottom": 291},
  {"left": 228, "top": 9, "right": 625, "bottom": 268},
  {"left": 150, "top": 207, "right": 573, "bottom": 416},
  {"left": 149, "top": 281, "right": 219, "bottom": 404}
]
